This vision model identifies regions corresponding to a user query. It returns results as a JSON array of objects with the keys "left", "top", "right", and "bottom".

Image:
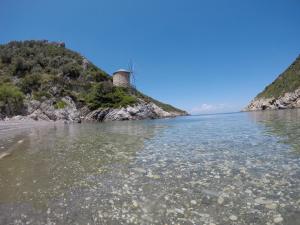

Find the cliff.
[
  {"left": 244, "top": 55, "right": 300, "bottom": 111},
  {"left": 0, "top": 40, "right": 187, "bottom": 122}
]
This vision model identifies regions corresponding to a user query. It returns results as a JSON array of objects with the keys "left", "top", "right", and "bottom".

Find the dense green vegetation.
[
  {"left": 85, "top": 83, "right": 137, "bottom": 109},
  {"left": 256, "top": 55, "right": 300, "bottom": 99},
  {"left": 0, "top": 84, "right": 24, "bottom": 116},
  {"left": 0, "top": 40, "right": 138, "bottom": 114}
]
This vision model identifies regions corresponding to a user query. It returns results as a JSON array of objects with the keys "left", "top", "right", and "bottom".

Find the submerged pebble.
[
  {"left": 217, "top": 196, "right": 224, "bottom": 205},
  {"left": 265, "top": 203, "right": 277, "bottom": 210},
  {"left": 273, "top": 215, "right": 283, "bottom": 223},
  {"left": 132, "top": 200, "right": 138, "bottom": 208},
  {"left": 190, "top": 200, "right": 197, "bottom": 205},
  {"left": 229, "top": 215, "right": 238, "bottom": 221}
]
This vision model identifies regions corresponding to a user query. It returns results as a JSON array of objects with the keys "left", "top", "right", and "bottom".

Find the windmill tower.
[
  {"left": 112, "top": 69, "right": 131, "bottom": 88},
  {"left": 112, "top": 61, "right": 137, "bottom": 93}
]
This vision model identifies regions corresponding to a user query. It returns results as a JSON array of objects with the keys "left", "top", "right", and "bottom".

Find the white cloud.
[{"left": 190, "top": 103, "right": 238, "bottom": 115}]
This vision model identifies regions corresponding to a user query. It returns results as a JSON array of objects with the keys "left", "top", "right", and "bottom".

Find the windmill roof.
[{"left": 113, "top": 69, "right": 130, "bottom": 75}]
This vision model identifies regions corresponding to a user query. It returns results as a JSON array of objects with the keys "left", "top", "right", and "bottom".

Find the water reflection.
[{"left": 247, "top": 109, "right": 300, "bottom": 152}]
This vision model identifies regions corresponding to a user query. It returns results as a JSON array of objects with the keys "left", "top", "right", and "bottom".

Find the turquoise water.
[{"left": 0, "top": 110, "right": 300, "bottom": 224}]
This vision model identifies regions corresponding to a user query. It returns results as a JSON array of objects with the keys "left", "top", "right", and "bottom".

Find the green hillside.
[
  {"left": 256, "top": 55, "right": 300, "bottom": 99},
  {"left": 0, "top": 40, "right": 185, "bottom": 116}
]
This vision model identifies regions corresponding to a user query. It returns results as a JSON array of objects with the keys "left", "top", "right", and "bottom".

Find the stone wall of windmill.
[{"left": 112, "top": 69, "right": 131, "bottom": 88}]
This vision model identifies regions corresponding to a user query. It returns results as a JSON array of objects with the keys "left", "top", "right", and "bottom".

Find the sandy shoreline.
[
  {"left": 0, "top": 120, "right": 61, "bottom": 159},
  {"left": 0, "top": 120, "right": 62, "bottom": 146},
  {"left": 0, "top": 120, "right": 61, "bottom": 133}
]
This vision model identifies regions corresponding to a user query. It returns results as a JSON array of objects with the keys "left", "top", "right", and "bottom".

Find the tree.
[
  {"left": 19, "top": 74, "right": 42, "bottom": 94},
  {"left": 0, "top": 53, "right": 12, "bottom": 64},
  {"left": 14, "top": 57, "right": 32, "bottom": 76},
  {"left": 85, "top": 83, "right": 136, "bottom": 109},
  {"left": 0, "top": 84, "right": 24, "bottom": 116},
  {"left": 62, "top": 63, "right": 81, "bottom": 79}
]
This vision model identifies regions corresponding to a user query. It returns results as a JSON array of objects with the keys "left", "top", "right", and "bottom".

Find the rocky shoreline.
[
  {"left": 0, "top": 96, "right": 187, "bottom": 123},
  {"left": 244, "top": 88, "right": 300, "bottom": 111}
]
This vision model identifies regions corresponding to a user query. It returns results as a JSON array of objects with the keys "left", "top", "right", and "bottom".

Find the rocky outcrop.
[
  {"left": 244, "top": 88, "right": 300, "bottom": 111},
  {"left": 84, "top": 101, "right": 176, "bottom": 122},
  {"left": 1, "top": 97, "right": 186, "bottom": 123},
  {"left": 25, "top": 96, "right": 81, "bottom": 122}
]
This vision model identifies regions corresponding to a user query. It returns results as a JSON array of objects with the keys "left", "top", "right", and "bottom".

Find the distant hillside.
[
  {"left": 256, "top": 55, "right": 300, "bottom": 99},
  {"left": 245, "top": 55, "right": 300, "bottom": 111},
  {"left": 0, "top": 40, "right": 186, "bottom": 121}
]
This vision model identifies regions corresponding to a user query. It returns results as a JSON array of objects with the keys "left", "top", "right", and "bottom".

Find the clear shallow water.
[{"left": 0, "top": 110, "right": 300, "bottom": 225}]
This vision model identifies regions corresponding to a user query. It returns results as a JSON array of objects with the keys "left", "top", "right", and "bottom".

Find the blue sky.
[{"left": 1, "top": 0, "right": 300, "bottom": 114}]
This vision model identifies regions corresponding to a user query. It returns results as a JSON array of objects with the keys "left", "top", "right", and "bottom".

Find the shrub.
[
  {"left": 19, "top": 74, "right": 42, "bottom": 94},
  {"left": 14, "top": 57, "right": 32, "bottom": 76},
  {"left": 54, "top": 100, "right": 67, "bottom": 109},
  {"left": 36, "top": 54, "right": 49, "bottom": 68},
  {"left": 32, "top": 91, "right": 51, "bottom": 101},
  {"left": 85, "top": 84, "right": 137, "bottom": 110},
  {"left": 0, "top": 84, "right": 24, "bottom": 116},
  {"left": 92, "top": 71, "right": 108, "bottom": 82},
  {"left": 0, "top": 75, "right": 12, "bottom": 84},
  {"left": 62, "top": 63, "right": 81, "bottom": 79},
  {"left": 1, "top": 53, "right": 12, "bottom": 64}
]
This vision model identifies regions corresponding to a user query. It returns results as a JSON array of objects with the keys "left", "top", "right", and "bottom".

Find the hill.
[
  {"left": 0, "top": 40, "right": 187, "bottom": 121},
  {"left": 245, "top": 55, "right": 300, "bottom": 111}
]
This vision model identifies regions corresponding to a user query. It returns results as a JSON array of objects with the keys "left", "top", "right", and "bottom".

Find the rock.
[
  {"left": 0, "top": 113, "right": 5, "bottom": 120},
  {"left": 82, "top": 58, "right": 89, "bottom": 70},
  {"left": 54, "top": 96, "right": 81, "bottom": 122},
  {"left": 244, "top": 88, "right": 300, "bottom": 111},
  {"left": 217, "top": 196, "right": 224, "bottom": 205},
  {"left": 83, "top": 99, "right": 178, "bottom": 122},
  {"left": 85, "top": 108, "right": 112, "bottom": 122},
  {"left": 39, "top": 99, "right": 57, "bottom": 120},
  {"left": 149, "top": 102, "right": 172, "bottom": 118},
  {"left": 25, "top": 96, "right": 81, "bottom": 122},
  {"left": 79, "top": 106, "right": 91, "bottom": 117},
  {"left": 254, "top": 197, "right": 274, "bottom": 206},
  {"left": 175, "top": 208, "right": 185, "bottom": 215},
  {"left": 0, "top": 152, "right": 11, "bottom": 160},
  {"left": 229, "top": 215, "right": 238, "bottom": 221},
  {"left": 25, "top": 99, "right": 41, "bottom": 114},
  {"left": 190, "top": 200, "right": 197, "bottom": 205},
  {"left": 3, "top": 96, "right": 184, "bottom": 123},
  {"left": 49, "top": 86, "right": 59, "bottom": 96},
  {"left": 265, "top": 203, "right": 277, "bottom": 209},
  {"left": 132, "top": 200, "right": 138, "bottom": 208},
  {"left": 273, "top": 215, "right": 283, "bottom": 223},
  {"left": 28, "top": 109, "right": 50, "bottom": 121},
  {"left": 11, "top": 115, "right": 28, "bottom": 121},
  {"left": 50, "top": 41, "right": 65, "bottom": 48},
  {"left": 245, "top": 189, "right": 252, "bottom": 195}
]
